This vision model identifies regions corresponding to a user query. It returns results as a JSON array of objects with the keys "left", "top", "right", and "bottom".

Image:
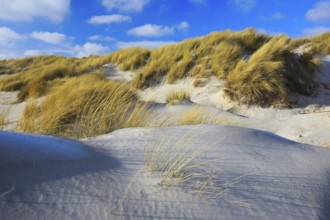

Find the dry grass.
[
  {"left": 144, "top": 131, "right": 212, "bottom": 188},
  {"left": 1, "top": 28, "right": 328, "bottom": 108},
  {"left": 311, "top": 32, "right": 330, "bottom": 55},
  {"left": 193, "top": 78, "right": 207, "bottom": 87},
  {"left": 177, "top": 106, "right": 208, "bottom": 125},
  {"left": 132, "top": 28, "right": 269, "bottom": 89},
  {"left": 19, "top": 73, "right": 150, "bottom": 138},
  {"left": 0, "top": 108, "right": 10, "bottom": 130},
  {"left": 106, "top": 47, "right": 150, "bottom": 71},
  {"left": 18, "top": 101, "right": 40, "bottom": 133},
  {"left": 166, "top": 88, "right": 191, "bottom": 104},
  {"left": 224, "top": 36, "right": 321, "bottom": 106}
]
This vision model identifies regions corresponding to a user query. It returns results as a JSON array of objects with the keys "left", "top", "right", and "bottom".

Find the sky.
[{"left": 0, "top": 0, "right": 330, "bottom": 60}]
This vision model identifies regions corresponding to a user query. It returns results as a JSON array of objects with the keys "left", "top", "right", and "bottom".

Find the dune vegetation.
[
  {"left": 166, "top": 89, "right": 191, "bottom": 104},
  {"left": 19, "top": 72, "right": 149, "bottom": 138},
  {"left": 0, "top": 28, "right": 329, "bottom": 137},
  {"left": 0, "top": 109, "right": 9, "bottom": 130}
]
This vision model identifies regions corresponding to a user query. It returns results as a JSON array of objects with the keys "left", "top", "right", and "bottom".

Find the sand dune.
[{"left": 1, "top": 125, "right": 330, "bottom": 219}]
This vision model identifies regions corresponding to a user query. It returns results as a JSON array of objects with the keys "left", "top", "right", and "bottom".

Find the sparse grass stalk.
[
  {"left": 0, "top": 108, "right": 10, "bottom": 130},
  {"left": 166, "top": 88, "right": 191, "bottom": 104}
]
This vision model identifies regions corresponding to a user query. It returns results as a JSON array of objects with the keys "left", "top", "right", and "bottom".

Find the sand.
[{"left": 1, "top": 125, "right": 330, "bottom": 219}]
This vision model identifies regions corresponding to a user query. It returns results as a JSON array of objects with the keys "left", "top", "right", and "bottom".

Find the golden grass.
[
  {"left": 132, "top": 28, "right": 269, "bottom": 89},
  {"left": 19, "top": 73, "right": 150, "bottom": 138},
  {"left": 18, "top": 101, "right": 40, "bottom": 133},
  {"left": 144, "top": 131, "right": 211, "bottom": 188},
  {"left": 0, "top": 108, "right": 10, "bottom": 130},
  {"left": 1, "top": 28, "right": 328, "bottom": 108},
  {"left": 224, "top": 36, "right": 321, "bottom": 106},
  {"left": 166, "top": 88, "right": 191, "bottom": 104},
  {"left": 193, "top": 78, "right": 207, "bottom": 87},
  {"left": 106, "top": 47, "right": 150, "bottom": 71},
  {"left": 311, "top": 32, "right": 330, "bottom": 55},
  {"left": 177, "top": 106, "right": 207, "bottom": 125}
]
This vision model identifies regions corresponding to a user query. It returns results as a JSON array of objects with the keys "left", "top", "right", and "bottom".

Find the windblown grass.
[
  {"left": 177, "top": 106, "right": 207, "bottom": 125},
  {"left": 1, "top": 28, "right": 328, "bottom": 108},
  {"left": 311, "top": 32, "right": 330, "bottom": 55},
  {"left": 144, "top": 131, "right": 211, "bottom": 188},
  {"left": 132, "top": 28, "right": 269, "bottom": 88},
  {"left": 19, "top": 73, "right": 149, "bottom": 138},
  {"left": 225, "top": 36, "right": 321, "bottom": 106},
  {"left": 0, "top": 108, "right": 10, "bottom": 130},
  {"left": 166, "top": 88, "right": 191, "bottom": 104}
]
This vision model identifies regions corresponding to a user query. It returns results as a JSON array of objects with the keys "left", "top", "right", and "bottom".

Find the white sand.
[
  {"left": 0, "top": 91, "right": 26, "bottom": 130},
  {"left": 103, "top": 64, "right": 136, "bottom": 81},
  {"left": 135, "top": 55, "right": 330, "bottom": 147},
  {"left": 1, "top": 125, "right": 330, "bottom": 219}
]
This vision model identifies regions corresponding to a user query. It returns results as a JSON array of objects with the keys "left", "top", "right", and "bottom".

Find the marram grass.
[{"left": 19, "top": 73, "right": 150, "bottom": 138}]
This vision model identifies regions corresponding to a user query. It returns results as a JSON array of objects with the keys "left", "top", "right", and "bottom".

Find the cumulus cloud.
[
  {"left": 102, "top": 0, "right": 149, "bottom": 12},
  {"left": 0, "top": 0, "right": 70, "bottom": 22},
  {"left": 31, "top": 32, "right": 67, "bottom": 44},
  {"left": 117, "top": 40, "right": 176, "bottom": 49},
  {"left": 87, "top": 14, "right": 131, "bottom": 25},
  {"left": 128, "top": 21, "right": 190, "bottom": 37},
  {"left": 303, "top": 26, "right": 330, "bottom": 36},
  {"left": 230, "top": 0, "right": 257, "bottom": 12},
  {"left": 74, "top": 43, "right": 109, "bottom": 57},
  {"left": 24, "top": 50, "right": 42, "bottom": 57},
  {"left": 88, "top": 35, "right": 116, "bottom": 42},
  {"left": 176, "top": 21, "right": 190, "bottom": 30},
  {"left": 0, "top": 26, "right": 24, "bottom": 46},
  {"left": 128, "top": 24, "right": 174, "bottom": 37},
  {"left": 306, "top": 1, "right": 330, "bottom": 22}
]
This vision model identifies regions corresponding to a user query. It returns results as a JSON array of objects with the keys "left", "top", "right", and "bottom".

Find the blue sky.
[{"left": 0, "top": 0, "right": 329, "bottom": 60}]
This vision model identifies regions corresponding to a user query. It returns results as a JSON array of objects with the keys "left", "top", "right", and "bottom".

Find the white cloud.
[
  {"left": 231, "top": 0, "right": 257, "bottom": 12},
  {"left": 0, "top": 0, "right": 70, "bottom": 22},
  {"left": 256, "top": 28, "right": 267, "bottom": 34},
  {"left": 88, "top": 35, "right": 116, "bottom": 42},
  {"left": 31, "top": 32, "right": 67, "bottom": 44},
  {"left": 177, "top": 21, "right": 190, "bottom": 31},
  {"left": 256, "top": 27, "right": 283, "bottom": 36},
  {"left": 306, "top": 1, "right": 330, "bottom": 22},
  {"left": 117, "top": 40, "right": 176, "bottom": 49},
  {"left": 0, "top": 51, "right": 20, "bottom": 60},
  {"left": 24, "top": 50, "right": 42, "bottom": 57},
  {"left": 102, "top": 0, "right": 149, "bottom": 12},
  {"left": 87, "top": 14, "right": 131, "bottom": 25},
  {"left": 303, "top": 26, "right": 330, "bottom": 36},
  {"left": 128, "top": 24, "right": 174, "bottom": 37},
  {"left": 0, "top": 26, "right": 24, "bottom": 46},
  {"left": 128, "top": 21, "right": 190, "bottom": 37},
  {"left": 74, "top": 43, "right": 109, "bottom": 57}
]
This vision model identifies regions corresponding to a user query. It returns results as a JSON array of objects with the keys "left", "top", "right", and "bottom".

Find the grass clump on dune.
[
  {"left": 0, "top": 56, "right": 78, "bottom": 101},
  {"left": 177, "top": 106, "right": 207, "bottom": 125},
  {"left": 132, "top": 28, "right": 269, "bottom": 89},
  {"left": 166, "top": 89, "right": 191, "bottom": 105},
  {"left": 106, "top": 47, "right": 151, "bottom": 71},
  {"left": 0, "top": 109, "right": 10, "bottom": 130},
  {"left": 145, "top": 131, "right": 211, "bottom": 188},
  {"left": 225, "top": 36, "right": 321, "bottom": 106},
  {"left": 19, "top": 72, "right": 149, "bottom": 138}
]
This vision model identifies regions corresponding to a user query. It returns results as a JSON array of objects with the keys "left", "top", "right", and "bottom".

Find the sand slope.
[{"left": 1, "top": 125, "right": 330, "bottom": 219}]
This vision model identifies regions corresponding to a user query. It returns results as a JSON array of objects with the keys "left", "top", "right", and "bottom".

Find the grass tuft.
[
  {"left": 0, "top": 108, "right": 10, "bottom": 130},
  {"left": 166, "top": 89, "right": 191, "bottom": 104},
  {"left": 19, "top": 73, "right": 149, "bottom": 138}
]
